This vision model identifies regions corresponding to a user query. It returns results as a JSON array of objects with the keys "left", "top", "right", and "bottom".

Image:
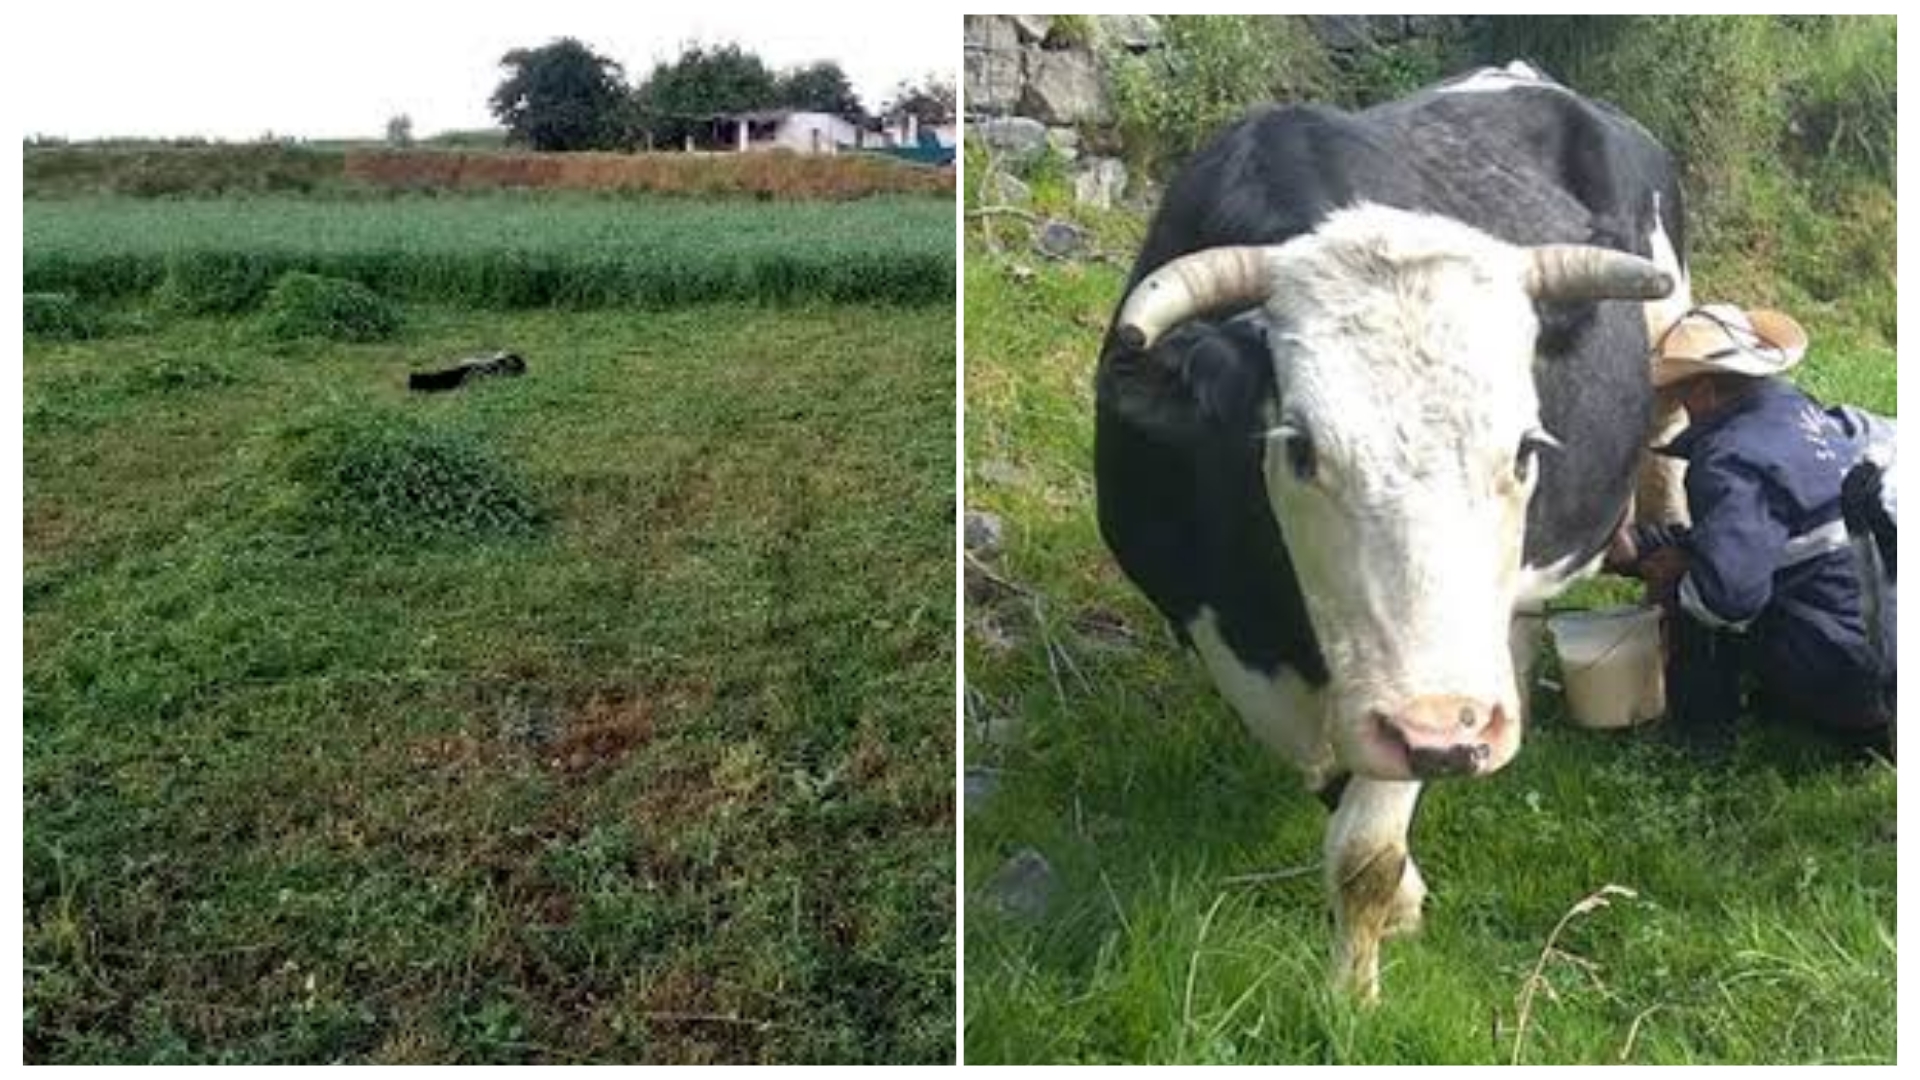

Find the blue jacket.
[{"left": 1638, "top": 378, "right": 1878, "bottom": 692}]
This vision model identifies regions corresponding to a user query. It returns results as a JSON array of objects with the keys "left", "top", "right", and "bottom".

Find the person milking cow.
[{"left": 1604, "top": 304, "right": 1896, "bottom": 760}]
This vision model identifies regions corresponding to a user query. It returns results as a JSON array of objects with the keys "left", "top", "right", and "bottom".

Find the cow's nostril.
[{"left": 1458, "top": 704, "right": 1478, "bottom": 730}]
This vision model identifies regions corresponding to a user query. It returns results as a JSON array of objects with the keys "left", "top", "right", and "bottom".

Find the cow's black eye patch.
[{"left": 1285, "top": 429, "right": 1317, "bottom": 482}]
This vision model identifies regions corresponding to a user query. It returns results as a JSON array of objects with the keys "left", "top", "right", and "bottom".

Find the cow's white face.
[{"left": 1259, "top": 209, "right": 1549, "bottom": 781}]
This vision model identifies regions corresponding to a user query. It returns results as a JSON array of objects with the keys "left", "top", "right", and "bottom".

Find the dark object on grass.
[{"left": 409, "top": 351, "right": 528, "bottom": 392}]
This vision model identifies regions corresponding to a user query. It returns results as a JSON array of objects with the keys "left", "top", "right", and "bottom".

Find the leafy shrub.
[
  {"left": 1105, "top": 16, "right": 1334, "bottom": 174},
  {"left": 1340, "top": 35, "right": 1467, "bottom": 108},
  {"left": 284, "top": 408, "right": 543, "bottom": 541},
  {"left": 157, "top": 251, "right": 279, "bottom": 314},
  {"left": 23, "top": 293, "right": 99, "bottom": 339},
  {"left": 257, "top": 272, "right": 402, "bottom": 342},
  {"left": 1474, "top": 16, "right": 1893, "bottom": 346},
  {"left": 22, "top": 143, "right": 346, "bottom": 198},
  {"left": 1783, "top": 16, "right": 1896, "bottom": 184}
]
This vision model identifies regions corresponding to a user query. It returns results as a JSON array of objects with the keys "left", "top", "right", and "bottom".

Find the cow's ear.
[{"left": 1098, "top": 319, "right": 1275, "bottom": 443}]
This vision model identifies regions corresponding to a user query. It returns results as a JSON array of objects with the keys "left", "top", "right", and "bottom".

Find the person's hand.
[
  {"left": 1602, "top": 524, "right": 1639, "bottom": 575},
  {"left": 1639, "top": 546, "right": 1690, "bottom": 604}
]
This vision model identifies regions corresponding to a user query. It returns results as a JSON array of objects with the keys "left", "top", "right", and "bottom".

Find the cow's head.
[{"left": 1113, "top": 206, "right": 1671, "bottom": 782}]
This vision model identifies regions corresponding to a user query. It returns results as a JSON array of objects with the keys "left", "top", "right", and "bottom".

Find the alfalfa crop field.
[{"left": 23, "top": 151, "right": 956, "bottom": 1064}]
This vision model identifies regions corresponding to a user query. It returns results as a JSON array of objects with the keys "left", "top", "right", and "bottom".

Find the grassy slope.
[
  {"left": 960, "top": 248, "right": 1895, "bottom": 1064},
  {"left": 25, "top": 303, "right": 955, "bottom": 1063}
]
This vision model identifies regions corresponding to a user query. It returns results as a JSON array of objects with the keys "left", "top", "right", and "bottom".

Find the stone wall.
[{"left": 964, "top": 14, "right": 1479, "bottom": 209}]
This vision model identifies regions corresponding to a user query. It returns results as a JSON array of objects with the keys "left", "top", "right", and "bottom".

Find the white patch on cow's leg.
[
  {"left": 1188, "top": 608, "right": 1336, "bottom": 788},
  {"left": 1638, "top": 193, "right": 1694, "bottom": 526},
  {"left": 1387, "top": 855, "right": 1427, "bottom": 937},
  {"left": 1324, "top": 778, "right": 1424, "bottom": 1003}
]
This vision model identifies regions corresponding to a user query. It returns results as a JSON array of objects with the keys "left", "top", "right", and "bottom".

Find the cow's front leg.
[{"left": 1324, "top": 777, "right": 1425, "bottom": 1003}]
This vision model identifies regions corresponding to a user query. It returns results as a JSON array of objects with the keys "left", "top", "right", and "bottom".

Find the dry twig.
[{"left": 1511, "top": 884, "right": 1638, "bottom": 1065}]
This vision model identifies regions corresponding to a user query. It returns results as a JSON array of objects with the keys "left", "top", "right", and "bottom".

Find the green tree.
[
  {"left": 634, "top": 43, "right": 779, "bottom": 148},
  {"left": 777, "top": 61, "right": 864, "bottom": 118},
  {"left": 885, "top": 74, "right": 957, "bottom": 126},
  {"left": 489, "top": 37, "right": 630, "bottom": 152}
]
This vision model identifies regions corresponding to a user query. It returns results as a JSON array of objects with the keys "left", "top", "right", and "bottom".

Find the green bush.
[
  {"left": 1472, "top": 16, "right": 1893, "bottom": 346},
  {"left": 258, "top": 272, "right": 402, "bottom": 342},
  {"left": 23, "top": 293, "right": 100, "bottom": 339},
  {"left": 157, "top": 251, "right": 279, "bottom": 314},
  {"left": 23, "top": 143, "right": 347, "bottom": 198},
  {"left": 1105, "top": 16, "right": 1334, "bottom": 174},
  {"left": 1340, "top": 35, "right": 1469, "bottom": 108},
  {"left": 1784, "top": 16, "right": 1896, "bottom": 184},
  {"left": 1480, "top": 16, "right": 1789, "bottom": 237},
  {"left": 285, "top": 408, "right": 543, "bottom": 541}
]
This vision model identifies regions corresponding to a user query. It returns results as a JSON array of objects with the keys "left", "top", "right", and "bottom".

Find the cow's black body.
[{"left": 1095, "top": 69, "right": 1686, "bottom": 682}]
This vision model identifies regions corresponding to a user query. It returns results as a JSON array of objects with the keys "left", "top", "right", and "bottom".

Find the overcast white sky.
[{"left": 17, "top": 1, "right": 956, "bottom": 140}]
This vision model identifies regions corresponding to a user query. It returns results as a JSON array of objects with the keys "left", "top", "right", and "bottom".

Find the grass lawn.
[
  {"left": 24, "top": 301, "right": 955, "bottom": 1063},
  {"left": 961, "top": 247, "right": 1896, "bottom": 1065}
]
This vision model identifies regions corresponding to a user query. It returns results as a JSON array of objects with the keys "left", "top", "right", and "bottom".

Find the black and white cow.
[{"left": 1093, "top": 64, "right": 1693, "bottom": 1000}]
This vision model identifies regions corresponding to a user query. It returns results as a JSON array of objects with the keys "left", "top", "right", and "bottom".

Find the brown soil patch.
[
  {"left": 344, "top": 149, "right": 952, "bottom": 200},
  {"left": 546, "top": 692, "right": 655, "bottom": 777}
]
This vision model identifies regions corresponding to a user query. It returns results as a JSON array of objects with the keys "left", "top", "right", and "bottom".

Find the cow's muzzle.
[{"left": 1364, "top": 695, "right": 1515, "bottom": 780}]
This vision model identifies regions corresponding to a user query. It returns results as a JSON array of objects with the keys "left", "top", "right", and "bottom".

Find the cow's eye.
[
  {"left": 1515, "top": 428, "right": 1562, "bottom": 482},
  {"left": 1284, "top": 429, "right": 1317, "bottom": 482}
]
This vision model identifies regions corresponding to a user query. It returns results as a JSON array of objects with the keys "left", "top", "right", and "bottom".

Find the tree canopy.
[
  {"left": 488, "top": 37, "right": 630, "bottom": 152},
  {"left": 778, "top": 61, "right": 863, "bottom": 119},
  {"left": 885, "top": 74, "right": 957, "bottom": 126}
]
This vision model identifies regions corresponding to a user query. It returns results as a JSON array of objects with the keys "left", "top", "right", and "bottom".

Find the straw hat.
[{"left": 1651, "top": 304, "right": 1808, "bottom": 388}]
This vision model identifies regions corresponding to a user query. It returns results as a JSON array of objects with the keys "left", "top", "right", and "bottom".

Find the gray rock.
[
  {"left": 975, "top": 458, "right": 1027, "bottom": 487},
  {"left": 1046, "top": 126, "right": 1081, "bottom": 162},
  {"left": 1368, "top": 15, "right": 1410, "bottom": 43},
  {"left": 1021, "top": 49, "right": 1112, "bottom": 126},
  {"left": 974, "top": 705, "right": 1026, "bottom": 746},
  {"left": 986, "top": 170, "right": 1031, "bottom": 205},
  {"left": 1009, "top": 14, "right": 1053, "bottom": 44},
  {"left": 1093, "top": 13, "right": 1164, "bottom": 52},
  {"left": 1034, "top": 219, "right": 1089, "bottom": 260},
  {"left": 972, "top": 116, "right": 1049, "bottom": 168},
  {"left": 964, "top": 510, "right": 1005, "bottom": 557},
  {"left": 964, "top": 16, "right": 1024, "bottom": 114},
  {"left": 1405, "top": 14, "right": 1464, "bottom": 38},
  {"left": 964, "top": 767, "right": 1001, "bottom": 817},
  {"left": 1072, "top": 157, "right": 1127, "bottom": 210},
  {"left": 966, "top": 606, "right": 1021, "bottom": 653},
  {"left": 965, "top": 685, "right": 1026, "bottom": 748},
  {"left": 1309, "top": 14, "right": 1372, "bottom": 51},
  {"left": 984, "top": 848, "right": 1058, "bottom": 920}
]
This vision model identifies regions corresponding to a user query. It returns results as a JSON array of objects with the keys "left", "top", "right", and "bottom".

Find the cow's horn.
[
  {"left": 1524, "top": 245, "right": 1674, "bottom": 303},
  {"left": 1114, "top": 246, "right": 1274, "bottom": 352}
]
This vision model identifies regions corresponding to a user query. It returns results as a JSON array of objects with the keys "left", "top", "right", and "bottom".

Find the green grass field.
[
  {"left": 24, "top": 195, "right": 953, "bottom": 309},
  {"left": 960, "top": 247, "right": 1896, "bottom": 1065},
  {"left": 24, "top": 282, "right": 954, "bottom": 1056}
]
